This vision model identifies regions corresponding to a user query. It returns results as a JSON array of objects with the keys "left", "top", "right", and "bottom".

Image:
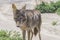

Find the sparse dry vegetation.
[{"left": 0, "top": 30, "right": 22, "bottom": 40}]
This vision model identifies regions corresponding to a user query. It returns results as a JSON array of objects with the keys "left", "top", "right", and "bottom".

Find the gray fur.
[{"left": 12, "top": 7, "right": 41, "bottom": 40}]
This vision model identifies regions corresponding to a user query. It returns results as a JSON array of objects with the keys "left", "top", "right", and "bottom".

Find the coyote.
[{"left": 12, "top": 4, "right": 42, "bottom": 40}]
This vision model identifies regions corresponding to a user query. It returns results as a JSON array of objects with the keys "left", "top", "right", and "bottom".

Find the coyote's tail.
[{"left": 34, "top": 27, "right": 38, "bottom": 36}]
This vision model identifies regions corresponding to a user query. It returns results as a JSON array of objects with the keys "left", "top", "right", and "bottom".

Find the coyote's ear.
[
  {"left": 22, "top": 4, "right": 26, "bottom": 10},
  {"left": 12, "top": 4, "right": 17, "bottom": 11}
]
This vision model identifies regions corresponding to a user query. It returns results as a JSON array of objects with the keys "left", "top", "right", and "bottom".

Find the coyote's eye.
[{"left": 23, "top": 18, "right": 26, "bottom": 21}]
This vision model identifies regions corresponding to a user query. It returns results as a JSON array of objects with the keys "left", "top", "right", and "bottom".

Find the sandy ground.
[{"left": 0, "top": 3, "right": 60, "bottom": 40}]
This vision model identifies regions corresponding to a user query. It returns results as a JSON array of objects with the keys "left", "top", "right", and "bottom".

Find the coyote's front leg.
[
  {"left": 28, "top": 30, "right": 30, "bottom": 40},
  {"left": 22, "top": 30, "right": 26, "bottom": 40}
]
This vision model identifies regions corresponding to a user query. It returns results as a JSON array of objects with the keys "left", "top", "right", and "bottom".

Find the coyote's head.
[{"left": 12, "top": 4, "right": 27, "bottom": 28}]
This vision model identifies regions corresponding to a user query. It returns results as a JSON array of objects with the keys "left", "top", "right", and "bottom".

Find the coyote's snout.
[{"left": 12, "top": 4, "right": 42, "bottom": 40}]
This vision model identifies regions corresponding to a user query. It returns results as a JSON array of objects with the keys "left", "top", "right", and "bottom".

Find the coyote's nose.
[{"left": 17, "top": 26, "right": 20, "bottom": 27}]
